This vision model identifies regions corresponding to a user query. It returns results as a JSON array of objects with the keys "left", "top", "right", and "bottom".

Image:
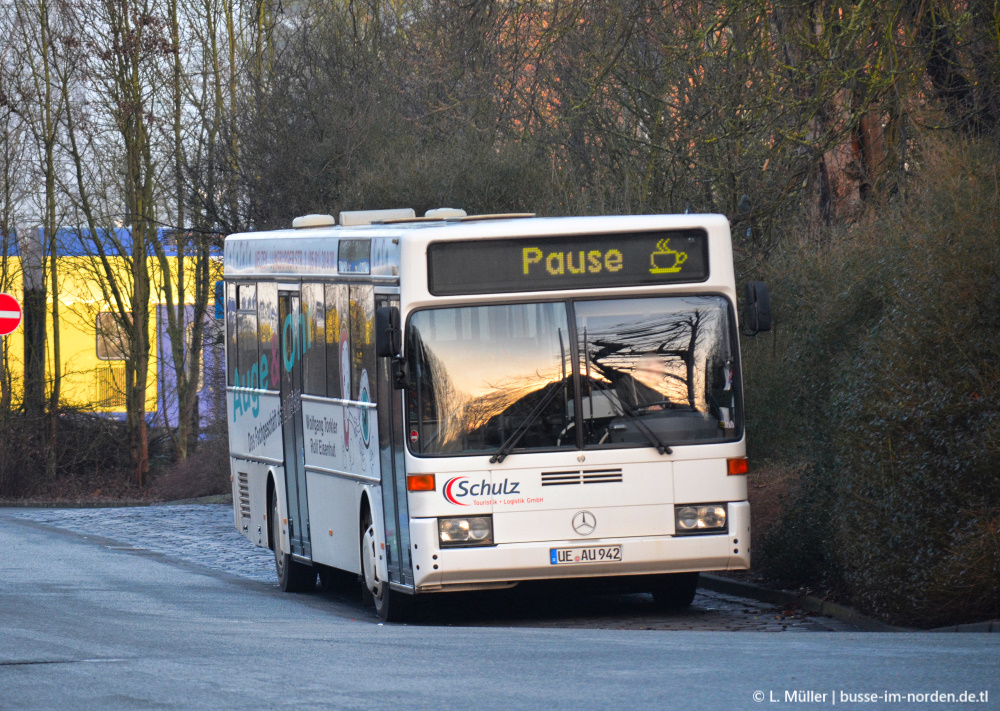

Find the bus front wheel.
[{"left": 360, "top": 506, "right": 411, "bottom": 622}]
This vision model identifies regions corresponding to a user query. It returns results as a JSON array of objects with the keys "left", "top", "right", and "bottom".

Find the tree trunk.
[
  {"left": 127, "top": 226, "right": 151, "bottom": 489},
  {"left": 21, "top": 227, "right": 45, "bottom": 420}
]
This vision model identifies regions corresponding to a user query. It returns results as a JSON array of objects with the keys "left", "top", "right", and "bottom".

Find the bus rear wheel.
[
  {"left": 271, "top": 494, "right": 316, "bottom": 593},
  {"left": 360, "top": 506, "right": 411, "bottom": 622},
  {"left": 650, "top": 572, "right": 699, "bottom": 609}
]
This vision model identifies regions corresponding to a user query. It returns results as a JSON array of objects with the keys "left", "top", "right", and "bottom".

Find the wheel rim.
[
  {"left": 272, "top": 500, "right": 285, "bottom": 579},
  {"left": 362, "top": 524, "right": 381, "bottom": 598}
]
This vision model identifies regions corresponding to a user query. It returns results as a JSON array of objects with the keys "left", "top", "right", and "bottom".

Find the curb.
[
  {"left": 701, "top": 575, "right": 999, "bottom": 633},
  {"left": 929, "top": 620, "right": 1000, "bottom": 633},
  {"left": 160, "top": 494, "right": 233, "bottom": 506},
  {"left": 0, "top": 500, "right": 154, "bottom": 509},
  {"left": 699, "top": 574, "right": 909, "bottom": 632}
]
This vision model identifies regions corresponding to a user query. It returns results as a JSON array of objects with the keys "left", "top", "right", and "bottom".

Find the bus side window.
[
  {"left": 349, "top": 284, "right": 375, "bottom": 400},
  {"left": 302, "top": 283, "right": 326, "bottom": 396},
  {"left": 325, "top": 284, "right": 348, "bottom": 399},
  {"left": 225, "top": 283, "right": 237, "bottom": 386},
  {"left": 257, "top": 283, "right": 278, "bottom": 390},
  {"left": 236, "top": 284, "right": 258, "bottom": 388}
]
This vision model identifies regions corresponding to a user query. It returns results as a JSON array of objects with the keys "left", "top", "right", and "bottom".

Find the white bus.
[{"left": 224, "top": 209, "right": 771, "bottom": 621}]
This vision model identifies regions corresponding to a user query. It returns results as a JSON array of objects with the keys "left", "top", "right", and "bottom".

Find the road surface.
[{"left": 1, "top": 508, "right": 997, "bottom": 710}]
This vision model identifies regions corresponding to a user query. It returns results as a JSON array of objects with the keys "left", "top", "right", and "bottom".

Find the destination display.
[{"left": 427, "top": 230, "right": 709, "bottom": 295}]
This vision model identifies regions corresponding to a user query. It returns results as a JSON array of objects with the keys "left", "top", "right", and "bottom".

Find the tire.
[
  {"left": 650, "top": 572, "right": 699, "bottom": 609},
  {"left": 271, "top": 494, "right": 316, "bottom": 593},
  {"left": 360, "top": 505, "right": 412, "bottom": 622}
]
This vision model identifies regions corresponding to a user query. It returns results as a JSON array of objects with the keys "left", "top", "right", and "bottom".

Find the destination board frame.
[{"left": 427, "top": 229, "right": 709, "bottom": 296}]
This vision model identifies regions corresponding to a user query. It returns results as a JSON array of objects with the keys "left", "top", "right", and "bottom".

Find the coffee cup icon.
[{"left": 649, "top": 239, "right": 688, "bottom": 274}]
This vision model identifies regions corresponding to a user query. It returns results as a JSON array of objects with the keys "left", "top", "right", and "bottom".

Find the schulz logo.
[{"left": 443, "top": 476, "right": 521, "bottom": 505}]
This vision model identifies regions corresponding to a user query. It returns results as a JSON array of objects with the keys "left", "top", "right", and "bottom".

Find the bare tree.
[
  {"left": 10, "top": 0, "right": 67, "bottom": 430},
  {"left": 60, "top": 0, "right": 177, "bottom": 487},
  {"left": 0, "top": 4, "right": 30, "bottom": 416},
  {"left": 147, "top": 0, "right": 219, "bottom": 459},
  {"left": 8, "top": 0, "right": 76, "bottom": 485}
]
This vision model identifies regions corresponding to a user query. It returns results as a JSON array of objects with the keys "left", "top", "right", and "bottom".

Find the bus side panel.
[
  {"left": 229, "top": 457, "right": 271, "bottom": 549},
  {"left": 227, "top": 391, "right": 283, "bottom": 461},
  {"left": 300, "top": 398, "right": 379, "bottom": 482},
  {"left": 250, "top": 461, "right": 271, "bottom": 548},
  {"left": 229, "top": 459, "right": 242, "bottom": 536},
  {"left": 306, "top": 473, "right": 362, "bottom": 574}
]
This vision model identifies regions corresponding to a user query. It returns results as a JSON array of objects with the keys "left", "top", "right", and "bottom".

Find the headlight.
[
  {"left": 438, "top": 516, "right": 494, "bottom": 547},
  {"left": 674, "top": 504, "right": 727, "bottom": 534}
]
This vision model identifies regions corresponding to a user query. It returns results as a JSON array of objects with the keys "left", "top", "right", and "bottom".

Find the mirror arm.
[
  {"left": 389, "top": 325, "right": 402, "bottom": 355},
  {"left": 742, "top": 309, "right": 760, "bottom": 337},
  {"left": 391, "top": 357, "right": 407, "bottom": 390}
]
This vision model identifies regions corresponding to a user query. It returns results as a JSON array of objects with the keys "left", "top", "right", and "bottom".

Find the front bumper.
[{"left": 410, "top": 500, "right": 750, "bottom": 591}]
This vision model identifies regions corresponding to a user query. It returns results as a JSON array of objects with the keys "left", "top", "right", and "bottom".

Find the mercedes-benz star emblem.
[{"left": 572, "top": 510, "right": 596, "bottom": 536}]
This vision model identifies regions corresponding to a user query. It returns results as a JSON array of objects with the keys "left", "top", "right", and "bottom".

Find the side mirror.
[
  {"left": 375, "top": 305, "right": 401, "bottom": 357},
  {"left": 744, "top": 281, "right": 772, "bottom": 335}
]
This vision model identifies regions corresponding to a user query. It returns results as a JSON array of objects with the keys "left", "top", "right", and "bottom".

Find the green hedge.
[{"left": 743, "top": 139, "right": 1000, "bottom": 627}]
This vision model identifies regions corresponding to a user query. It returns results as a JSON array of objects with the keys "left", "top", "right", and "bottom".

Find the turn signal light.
[
  {"left": 727, "top": 458, "right": 748, "bottom": 476},
  {"left": 407, "top": 474, "right": 436, "bottom": 491}
]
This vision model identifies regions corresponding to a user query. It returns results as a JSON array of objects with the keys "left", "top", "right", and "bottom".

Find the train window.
[{"left": 96, "top": 312, "right": 127, "bottom": 360}]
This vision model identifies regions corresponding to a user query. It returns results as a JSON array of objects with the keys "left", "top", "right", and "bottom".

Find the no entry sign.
[{"left": 0, "top": 293, "right": 22, "bottom": 336}]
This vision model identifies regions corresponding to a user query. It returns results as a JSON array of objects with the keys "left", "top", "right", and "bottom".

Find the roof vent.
[
  {"left": 292, "top": 214, "right": 336, "bottom": 229},
  {"left": 424, "top": 207, "right": 467, "bottom": 219},
  {"left": 340, "top": 208, "right": 415, "bottom": 226}
]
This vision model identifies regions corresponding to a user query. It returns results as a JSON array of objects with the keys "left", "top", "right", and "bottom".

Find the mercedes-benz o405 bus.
[{"left": 224, "top": 209, "right": 771, "bottom": 620}]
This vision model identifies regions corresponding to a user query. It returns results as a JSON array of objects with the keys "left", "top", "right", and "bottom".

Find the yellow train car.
[{"left": 0, "top": 228, "right": 223, "bottom": 422}]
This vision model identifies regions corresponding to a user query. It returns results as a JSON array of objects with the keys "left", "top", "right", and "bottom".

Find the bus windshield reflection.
[{"left": 405, "top": 295, "right": 740, "bottom": 457}]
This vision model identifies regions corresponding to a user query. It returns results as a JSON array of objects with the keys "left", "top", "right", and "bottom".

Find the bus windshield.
[{"left": 406, "top": 295, "right": 739, "bottom": 456}]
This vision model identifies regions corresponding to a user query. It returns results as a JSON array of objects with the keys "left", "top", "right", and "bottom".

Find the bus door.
[
  {"left": 278, "top": 291, "right": 311, "bottom": 558},
  {"left": 376, "top": 294, "right": 412, "bottom": 586}
]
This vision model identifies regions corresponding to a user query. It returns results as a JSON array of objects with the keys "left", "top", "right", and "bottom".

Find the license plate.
[{"left": 550, "top": 545, "right": 622, "bottom": 565}]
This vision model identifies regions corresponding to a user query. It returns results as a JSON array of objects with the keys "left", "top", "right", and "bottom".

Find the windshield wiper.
[
  {"left": 491, "top": 328, "right": 568, "bottom": 464},
  {"left": 582, "top": 333, "right": 672, "bottom": 456},
  {"left": 588, "top": 378, "right": 673, "bottom": 455},
  {"left": 489, "top": 381, "right": 565, "bottom": 464},
  {"left": 619, "top": 398, "right": 673, "bottom": 455}
]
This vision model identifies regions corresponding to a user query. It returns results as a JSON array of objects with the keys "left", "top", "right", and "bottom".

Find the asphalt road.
[
  {"left": 1, "top": 511, "right": 998, "bottom": 710},
  {"left": 1, "top": 504, "right": 850, "bottom": 632}
]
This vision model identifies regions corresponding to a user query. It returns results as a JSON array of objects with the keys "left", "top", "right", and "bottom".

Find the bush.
[
  {"left": 0, "top": 415, "right": 46, "bottom": 498},
  {"left": 150, "top": 366, "right": 232, "bottom": 502},
  {"left": 0, "top": 410, "right": 135, "bottom": 500},
  {"left": 148, "top": 434, "right": 231, "bottom": 501},
  {"left": 744, "top": 138, "right": 1000, "bottom": 626}
]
